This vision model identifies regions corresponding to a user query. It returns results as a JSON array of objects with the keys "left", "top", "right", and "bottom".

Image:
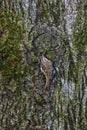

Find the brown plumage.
[{"left": 40, "top": 55, "right": 53, "bottom": 88}]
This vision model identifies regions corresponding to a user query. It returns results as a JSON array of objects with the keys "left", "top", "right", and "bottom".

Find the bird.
[{"left": 40, "top": 55, "right": 53, "bottom": 89}]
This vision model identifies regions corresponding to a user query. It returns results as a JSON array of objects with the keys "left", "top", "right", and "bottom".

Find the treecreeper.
[{"left": 40, "top": 55, "right": 53, "bottom": 89}]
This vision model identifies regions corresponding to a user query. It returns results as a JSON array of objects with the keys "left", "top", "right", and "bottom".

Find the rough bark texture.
[{"left": 0, "top": 0, "right": 87, "bottom": 129}]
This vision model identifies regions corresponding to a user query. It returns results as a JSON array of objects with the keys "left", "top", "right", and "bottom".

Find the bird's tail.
[{"left": 45, "top": 76, "right": 50, "bottom": 89}]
